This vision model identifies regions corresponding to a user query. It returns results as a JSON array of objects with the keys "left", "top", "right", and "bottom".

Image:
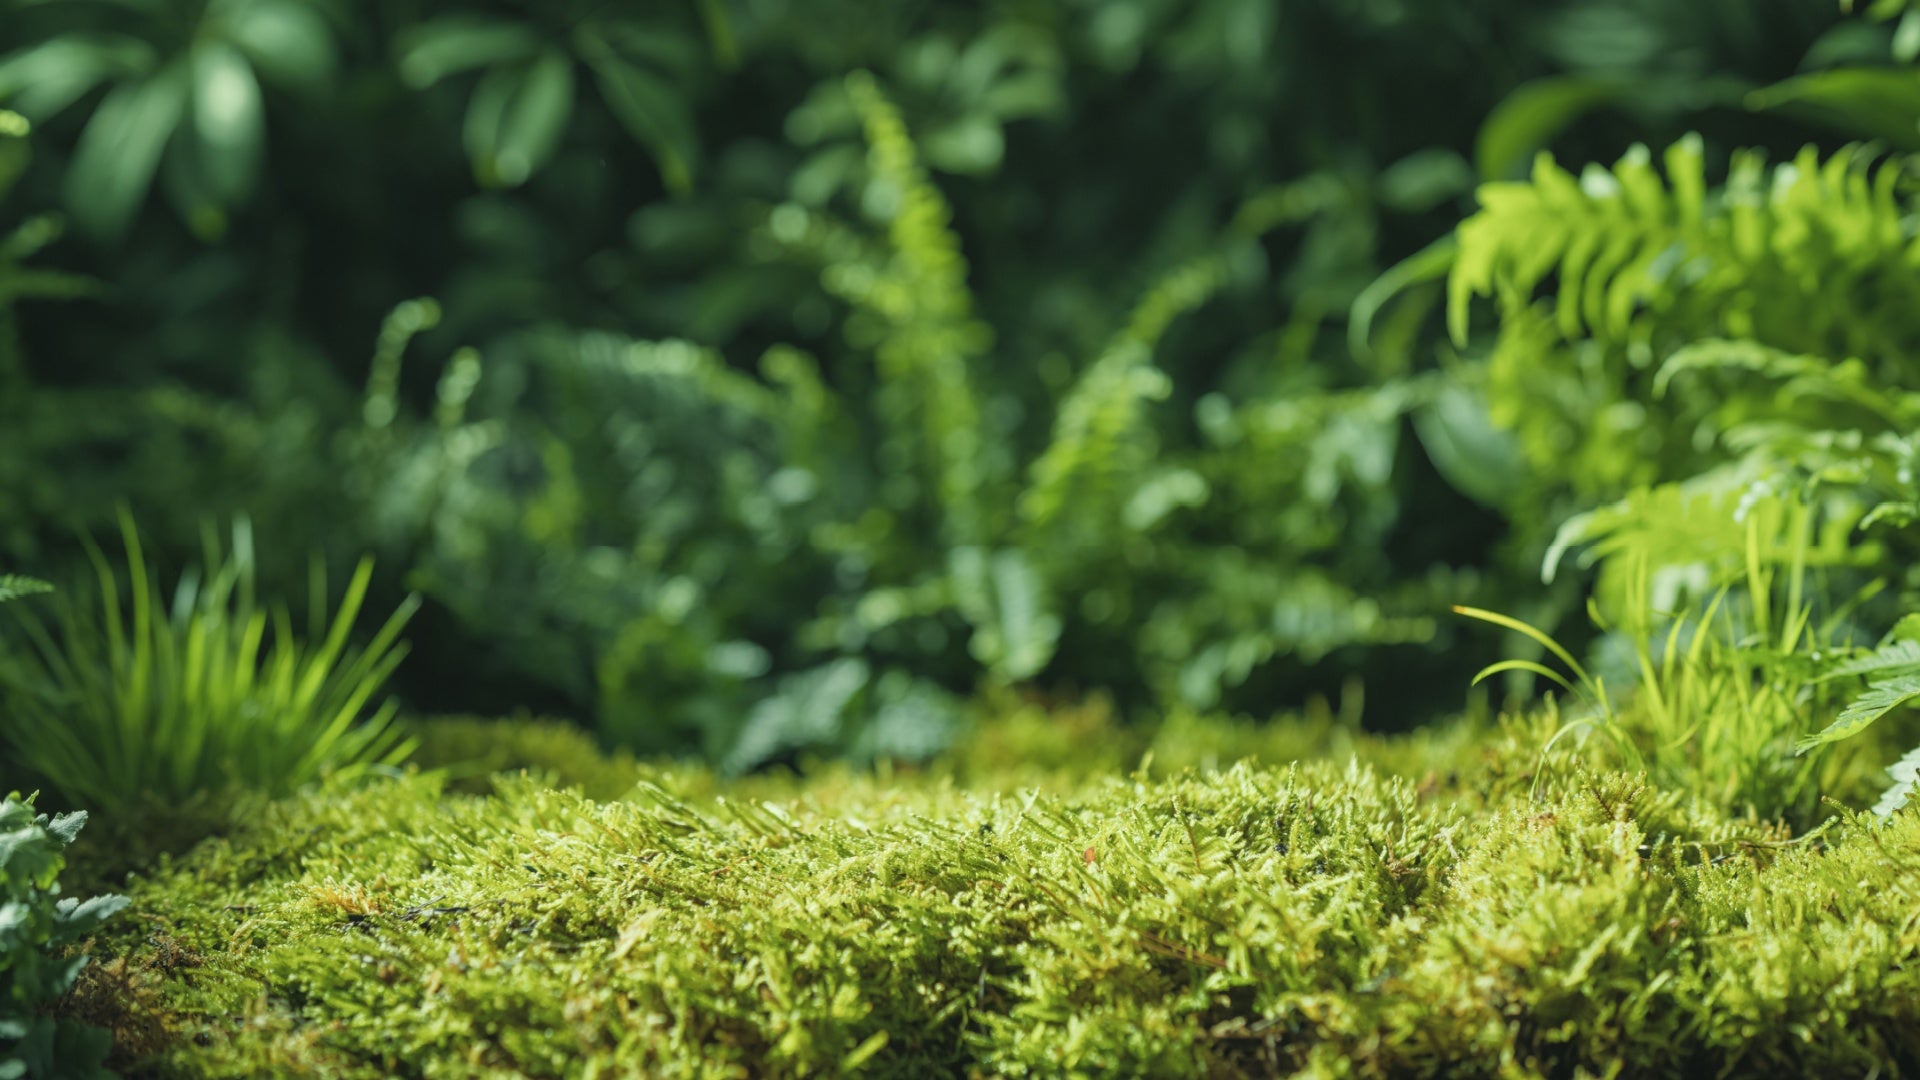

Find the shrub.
[{"left": 0, "top": 793, "right": 126, "bottom": 1080}]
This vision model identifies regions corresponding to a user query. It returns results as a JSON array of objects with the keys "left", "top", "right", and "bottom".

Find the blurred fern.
[{"left": 839, "top": 70, "right": 996, "bottom": 548}]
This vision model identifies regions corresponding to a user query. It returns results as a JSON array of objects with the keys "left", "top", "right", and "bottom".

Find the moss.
[
  {"left": 408, "top": 714, "right": 655, "bottom": 802},
  {"left": 84, "top": 709, "right": 1920, "bottom": 1078}
]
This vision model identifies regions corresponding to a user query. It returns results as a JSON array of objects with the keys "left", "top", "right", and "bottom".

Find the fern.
[
  {"left": 1019, "top": 252, "right": 1231, "bottom": 549},
  {"left": 1803, "top": 634, "right": 1920, "bottom": 751},
  {"left": 840, "top": 71, "right": 994, "bottom": 546},
  {"left": 1874, "top": 740, "right": 1920, "bottom": 815},
  {"left": 1453, "top": 140, "right": 1917, "bottom": 362}
]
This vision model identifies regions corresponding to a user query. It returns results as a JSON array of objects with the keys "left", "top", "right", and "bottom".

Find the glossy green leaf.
[
  {"left": 1348, "top": 235, "right": 1453, "bottom": 367},
  {"left": 1412, "top": 382, "right": 1525, "bottom": 509}
]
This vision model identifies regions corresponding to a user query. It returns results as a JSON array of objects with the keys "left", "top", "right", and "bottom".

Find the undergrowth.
[{"left": 0, "top": 517, "right": 416, "bottom": 815}]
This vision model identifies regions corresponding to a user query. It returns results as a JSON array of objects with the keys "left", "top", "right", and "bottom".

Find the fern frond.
[
  {"left": 1653, "top": 339, "right": 1832, "bottom": 397},
  {"left": 551, "top": 331, "right": 785, "bottom": 421},
  {"left": 1799, "top": 674, "right": 1920, "bottom": 751},
  {"left": 1019, "top": 254, "right": 1231, "bottom": 541},
  {"left": 1452, "top": 139, "right": 1920, "bottom": 365},
  {"left": 1542, "top": 481, "right": 1863, "bottom": 586},
  {"left": 1450, "top": 137, "right": 1706, "bottom": 346},
  {"left": 842, "top": 71, "right": 993, "bottom": 545},
  {"left": 1873, "top": 741, "right": 1920, "bottom": 817},
  {"left": 1817, "top": 637, "right": 1920, "bottom": 682}
]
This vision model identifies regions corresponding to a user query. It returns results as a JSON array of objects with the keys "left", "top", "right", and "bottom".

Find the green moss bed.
[{"left": 63, "top": 706, "right": 1920, "bottom": 1078}]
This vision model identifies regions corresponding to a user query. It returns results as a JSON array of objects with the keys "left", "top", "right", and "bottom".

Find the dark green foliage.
[
  {"left": 0, "top": 1, "right": 1854, "bottom": 766},
  {"left": 0, "top": 794, "right": 126, "bottom": 1080}
]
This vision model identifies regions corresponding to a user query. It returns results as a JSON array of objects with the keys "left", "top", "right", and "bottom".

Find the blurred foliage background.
[{"left": 0, "top": 0, "right": 1886, "bottom": 769}]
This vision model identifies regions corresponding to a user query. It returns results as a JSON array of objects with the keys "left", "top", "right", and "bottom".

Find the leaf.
[
  {"left": 1348, "top": 235, "right": 1454, "bottom": 367},
  {"left": 463, "top": 48, "right": 575, "bottom": 188},
  {"left": 1475, "top": 75, "right": 1637, "bottom": 181},
  {"left": 0, "top": 823, "right": 59, "bottom": 888},
  {"left": 1748, "top": 67, "right": 1920, "bottom": 150},
  {"left": 949, "top": 547, "right": 1061, "bottom": 682},
  {"left": 1818, "top": 638, "right": 1920, "bottom": 682},
  {"left": 1470, "top": 658, "right": 1575, "bottom": 693},
  {"left": 1379, "top": 148, "right": 1475, "bottom": 212},
  {"left": 227, "top": 0, "right": 335, "bottom": 91},
  {"left": 0, "top": 268, "right": 101, "bottom": 304},
  {"left": 1798, "top": 674, "right": 1920, "bottom": 752},
  {"left": 0, "top": 35, "right": 156, "bottom": 121},
  {"left": 922, "top": 113, "right": 1004, "bottom": 175},
  {"left": 1652, "top": 339, "right": 1831, "bottom": 398},
  {"left": 1412, "top": 381, "right": 1524, "bottom": 509},
  {"left": 394, "top": 15, "right": 540, "bottom": 89},
  {"left": 42, "top": 810, "right": 86, "bottom": 846},
  {"left": 52, "top": 892, "right": 130, "bottom": 931},
  {"left": 1452, "top": 605, "right": 1588, "bottom": 684},
  {"left": 0, "top": 114, "right": 25, "bottom": 202},
  {"left": 583, "top": 48, "right": 697, "bottom": 192},
  {"left": 190, "top": 42, "right": 265, "bottom": 202},
  {"left": 723, "top": 658, "right": 870, "bottom": 774},
  {"left": 64, "top": 63, "right": 189, "bottom": 240}
]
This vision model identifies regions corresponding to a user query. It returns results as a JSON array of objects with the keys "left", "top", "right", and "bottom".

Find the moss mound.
[{"left": 85, "top": 711, "right": 1920, "bottom": 1078}]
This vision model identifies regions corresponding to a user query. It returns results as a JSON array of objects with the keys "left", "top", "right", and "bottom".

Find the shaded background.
[{"left": 0, "top": 0, "right": 1877, "bottom": 768}]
